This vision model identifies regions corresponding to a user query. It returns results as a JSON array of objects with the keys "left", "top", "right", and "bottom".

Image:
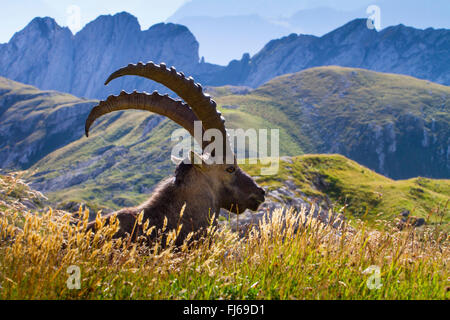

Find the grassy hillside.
[
  {"left": 0, "top": 76, "right": 96, "bottom": 169},
  {"left": 32, "top": 151, "right": 450, "bottom": 229},
  {"left": 243, "top": 155, "right": 449, "bottom": 227},
  {"left": 216, "top": 66, "right": 450, "bottom": 179}
]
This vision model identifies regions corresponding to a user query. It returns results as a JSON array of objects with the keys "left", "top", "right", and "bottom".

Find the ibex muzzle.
[{"left": 85, "top": 62, "right": 265, "bottom": 245}]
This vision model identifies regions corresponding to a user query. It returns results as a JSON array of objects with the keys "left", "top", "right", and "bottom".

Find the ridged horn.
[
  {"left": 85, "top": 91, "right": 202, "bottom": 144},
  {"left": 105, "top": 62, "right": 233, "bottom": 159}
]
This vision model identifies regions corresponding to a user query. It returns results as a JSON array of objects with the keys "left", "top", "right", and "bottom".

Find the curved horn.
[
  {"left": 105, "top": 62, "right": 233, "bottom": 159},
  {"left": 85, "top": 90, "right": 202, "bottom": 144}
]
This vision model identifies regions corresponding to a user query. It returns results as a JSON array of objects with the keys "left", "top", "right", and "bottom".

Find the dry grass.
[{"left": 0, "top": 197, "right": 448, "bottom": 299}]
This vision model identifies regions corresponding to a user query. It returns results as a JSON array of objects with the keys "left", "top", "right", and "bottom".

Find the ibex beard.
[{"left": 85, "top": 62, "right": 265, "bottom": 246}]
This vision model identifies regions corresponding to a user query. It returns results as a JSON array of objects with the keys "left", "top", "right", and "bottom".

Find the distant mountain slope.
[
  {"left": 214, "top": 66, "right": 450, "bottom": 179},
  {"left": 211, "top": 19, "right": 450, "bottom": 87},
  {"left": 169, "top": 0, "right": 450, "bottom": 25},
  {"left": 167, "top": 0, "right": 370, "bottom": 64},
  {"left": 167, "top": 0, "right": 311, "bottom": 21},
  {"left": 0, "top": 77, "right": 96, "bottom": 169},
  {"left": 288, "top": 0, "right": 450, "bottom": 37},
  {"left": 0, "top": 12, "right": 221, "bottom": 99},
  {"left": 169, "top": 0, "right": 450, "bottom": 64},
  {"left": 369, "top": 0, "right": 450, "bottom": 31}
]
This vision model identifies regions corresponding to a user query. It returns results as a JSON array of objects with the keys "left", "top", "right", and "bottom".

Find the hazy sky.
[
  {"left": 0, "top": 0, "right": 189, "bottom": 43},
  {"left": 2, "top": 0, "right": 448, "bottom": 64}
]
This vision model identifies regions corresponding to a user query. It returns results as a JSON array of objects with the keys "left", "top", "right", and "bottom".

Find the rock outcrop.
[
  {"left": 220, "top": 184, "right": 347, "bottom": 235},
  {"left": 0, "top": 12, "right": 217, "bottom": 99},
  {"left": 209, "top": 19, "right": 450, "bottom": 87}
]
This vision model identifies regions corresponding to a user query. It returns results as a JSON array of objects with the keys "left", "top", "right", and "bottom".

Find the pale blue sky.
[
  {"left": 2, "top": 0, "right": 448, "bottom": 65},
  {"left": 0, "top": 0, "right": 189, "bottom": 43}
]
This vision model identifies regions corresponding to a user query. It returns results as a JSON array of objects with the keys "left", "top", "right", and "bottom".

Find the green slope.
[
  {"left": 214, "top": 66, "right": 450, "bottom": 179},
  {"left": 243, "top": 154, "right": 449, "bottom": 226},
  {"left": 0, "top": 77, "right": 97, "bottom": 169}
]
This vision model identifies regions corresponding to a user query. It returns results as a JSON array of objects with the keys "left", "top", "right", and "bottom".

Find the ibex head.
[
  {"left": 85, "top": 62, "right": 265, "bottom": 216},
  {"left": 172, "top": 151, "right": 265, "bottom": 214}
]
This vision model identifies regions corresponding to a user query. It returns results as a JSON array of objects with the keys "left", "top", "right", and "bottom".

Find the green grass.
[{"left": 243, "top": 154, "right": 449, "bottom": 227}]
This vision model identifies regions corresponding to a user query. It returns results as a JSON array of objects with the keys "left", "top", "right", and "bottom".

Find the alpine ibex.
[{"left": 85, "top": 62, "right": 265, "bottom": 245}]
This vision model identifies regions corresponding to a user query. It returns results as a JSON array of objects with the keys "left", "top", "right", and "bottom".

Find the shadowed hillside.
[{"left": 0, "top": 77, "right": 96, "bottom": 169}]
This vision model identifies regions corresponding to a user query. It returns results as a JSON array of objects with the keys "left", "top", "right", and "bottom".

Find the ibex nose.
[{"left": 259, "top": 187, "right": 266, "bottom": 196}]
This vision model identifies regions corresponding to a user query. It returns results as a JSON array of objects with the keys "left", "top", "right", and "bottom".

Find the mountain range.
[
  {"left": 168, "top": 0, "right": 450, "bottom": 64},
  {"left": 0, "top": 12, "right": 449, "bottom": 100},
  {"left": 0, "top": 12, "right": 214, "bottom": 100},
  {"left": 209, "top": 19, "right": 450, "bottom": 88}
]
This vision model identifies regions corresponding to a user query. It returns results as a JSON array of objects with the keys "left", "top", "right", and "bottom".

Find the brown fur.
[{"left": 86, "top": 159, "right": 265, "bottom": 246}]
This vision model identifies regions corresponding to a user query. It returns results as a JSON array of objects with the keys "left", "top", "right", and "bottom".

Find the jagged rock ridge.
[
  {"left": 0, "top": 12, "right": 220, "bottom": 99},
  {"left": 209, "top": 19, "right": 450, "bottom": 88},
  {"left": 0, "top": 15, "right": 449, "bottom": 99}
]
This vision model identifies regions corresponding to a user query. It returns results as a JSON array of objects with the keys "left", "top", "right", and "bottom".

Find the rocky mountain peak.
[
  {"left": 26, "top": 16, "right": 63, "bottom": 34},
  {"left": 208, "top": 18, "right": 449, "bottom": 88},
  {"left": 322, "top": 18, "right": 377, "bottom": 45},
  {"left": 80, "top": 11, "right": 141, "bottom": 36},
  {"left": 8, "top": 16, "right": 72, "bottom": 46},
  {"left": 0, "top": 12, "right": 203, "bottom": 99}
]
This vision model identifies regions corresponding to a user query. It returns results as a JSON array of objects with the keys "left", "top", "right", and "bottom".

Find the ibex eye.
[{"left": 226, "top": 166, "right": 236, "bottom": 173}]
